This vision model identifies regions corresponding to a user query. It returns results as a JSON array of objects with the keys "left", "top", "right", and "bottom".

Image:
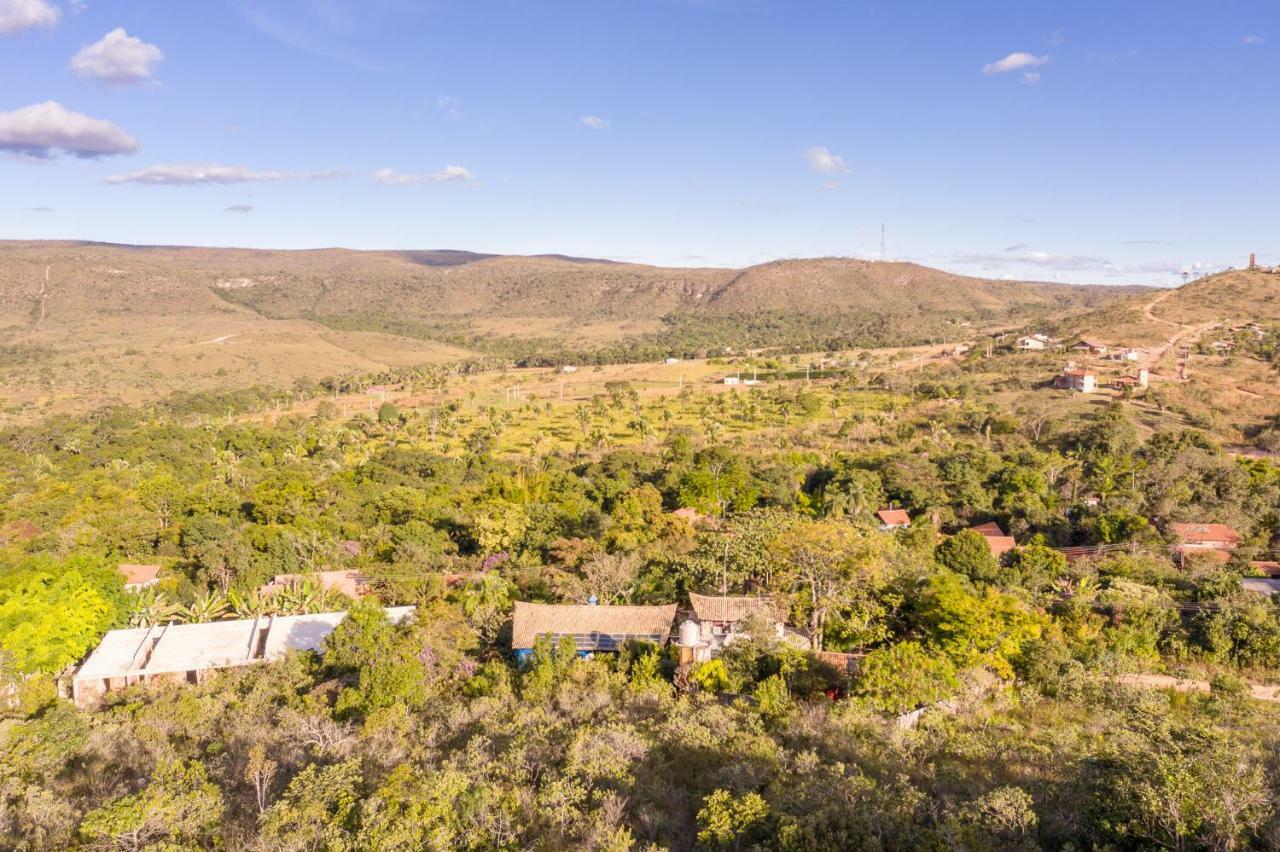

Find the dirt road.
[{"left": 1116, "top": 673, "right": 1280, "bottom": 703}]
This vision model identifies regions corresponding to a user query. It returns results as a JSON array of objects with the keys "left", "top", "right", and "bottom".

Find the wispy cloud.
[
  {"left": 0, "top": 101, "right": 138, "bottom": 160},
  {"left": 803, "top": 145, "right": 849, "bottom": 175},
  {"left": 106, "top": 164, "right": 344, "bottom": 185},
  {"left": 982, "top": 51, "right": 1049, "bottom": 76},
  {"left": 225, "top": 204, "right": 254, "bottom": 213},
  {"left": 0, "top": 0, "right": 59, "bottom": 35},
  {"left": 70, "top": 28, "right": 163, "bottom": 86},
  {"left": 374, "top": 165, "right": 474, "bottom": 185},
  {"left": 24, "top": 205, "right": 53, "bottom": 212},
  {"left": 579, "top": 115, "right": 609, "bottom": 130},
  {"left": 1021, "top": 71, "right": 1041, "bottom": 85},
  {"left": 953, "top": 245, "right": 1219, "bottom": 278},
  {"left": 1242, "top": 34, "right": 1265, "bottom": 45},
  {"left": 240, "top": 5, "right": 386, "bottom": 71},
  {"left": 436, "top": 95, "right": 461, "bottom": 119}
]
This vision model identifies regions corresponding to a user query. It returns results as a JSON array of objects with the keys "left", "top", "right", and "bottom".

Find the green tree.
[
  {"left": 78, "top": 760, "right": 225, "bottom": 849},
  {"left": 697, "top": 789, "right": 770, "bottom": 850},
  {"left": 934, "top": 529, "right": 1000, "bottom": 585},
  {"left": 0, "top": 555, "right": 126, "bottom": 674},
  {"left": 855, "top": 641, "right": 958, "bottom": 714}
]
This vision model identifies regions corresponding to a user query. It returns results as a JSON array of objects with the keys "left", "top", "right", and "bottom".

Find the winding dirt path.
[
  {"left": 28, "top": 265, "right": 50, "bottom": 338},
  {"left": 1137, "top": 289, "right": 1216, "bottom": 375},
  {"left": 1116, "top": 673, "right": 1280, "bottom": 703}
]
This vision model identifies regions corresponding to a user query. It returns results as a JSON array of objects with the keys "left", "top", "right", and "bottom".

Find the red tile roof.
[
  {"left": 1171, "top": 523, "right": 1242, "bottom": 545},
  {"left": 877, "top": 508, "right": 911, "bottom": 527},
  {"left": 969, "top": 523, "right": 1016, "bottom": 557},
  {"left": 688, "top": 593, "right": 785, "bottom": 624},
  {"left": 117, "top": 563, "right": 161, "bottom": 586}
]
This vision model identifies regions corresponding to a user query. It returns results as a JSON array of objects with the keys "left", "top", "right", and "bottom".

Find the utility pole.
[{"left": 880, "top": 223, "right": 886, "bottom": 260}]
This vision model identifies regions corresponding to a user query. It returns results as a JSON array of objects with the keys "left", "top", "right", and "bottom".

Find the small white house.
[
  {"left": 560, "top": 365, "right": 578, "bottom": 374},
  {"left": 723, "top": 376, "right": 740, "bottom": 385},
  {"left": 1016, "top": 334, "right": 1056, "bottom": 351}
]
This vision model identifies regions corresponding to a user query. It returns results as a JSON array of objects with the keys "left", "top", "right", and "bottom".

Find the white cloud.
[
  {"left": 982, "top": 51, "right": 1049, "bottom": 75},
  {"left": 374, "top": 165, "right": 474, "bottom": 185},
  {"left": 0, "top": 101, "right": 137, "bottom": 159},
  {"left": 436, "top": 95, "right": 461, "bottom": 118},
  {"left": 1022, "top": 71, "right": 1042, "bottom": 85},
  {"left": 0, "top": 0, "right": 59, "bottom": 35},
  {"left": 1242, "top": 35, "right": 1265, "bottom": 45},
  {"left": 579, "top": 115, "right": 609, "bottom": 130},
  {"left": 105, "top": 164, "right": 343, "bottom": 185},
  {"left": 70, "top": 28, "right": 163, "bottom": 86},
  {"left": 803, "top": 145, "right": 849, "bottom": 175},
  {"left": 225, "top": 204, "right": 254, "bottom": 213},
  {"left": 952, "top": 245, "right": 1221, "bottom": 278}
]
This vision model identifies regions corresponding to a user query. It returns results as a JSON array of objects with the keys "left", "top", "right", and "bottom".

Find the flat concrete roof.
[
  {"left": 144, "top": 619, "right": 259, "bottom": 673},
  {"left": 75, "top": 606, "right": 418, "bottom": 682},
  {"left": 75, "top": 626, "right": 153, "bottom": 680},
  {"left": 263, "top": 605, "right": 416, "bottom": 659}
]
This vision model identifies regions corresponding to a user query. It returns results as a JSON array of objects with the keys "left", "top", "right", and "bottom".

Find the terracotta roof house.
[
  {"left": 1053, "top": 367, "right": 1097, "bottom": 393},
  {"left": 261, "top": 570, "right": 370, "bottom": 600},
  {"left": 1250, "top": 561, "right": 1280, "bottom": 578},
  {"left": 876, "top": 508, "right": 911, "bottom": 530},
  {"left": 117, "top": 563, "right": 161, "bottom": 591},
  {"left": 511, "top": 602, "right": 677, "bottom": 658},
  {"left": 1171, "top": 522, "right": 1241, "bottom": 565},
  {"left": 969, "top": 522, "right": 1017, "bottom": 558},
  {"left": 681, "top": 593, "right": 791, "bottom": 661},
  {"left": 688, "top": 593, "right": 786, "bottom": 625}
]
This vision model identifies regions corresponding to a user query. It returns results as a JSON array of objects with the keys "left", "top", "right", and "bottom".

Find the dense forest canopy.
[{"left": 2, "top": 350, "right": 1280, "bottom": 850}]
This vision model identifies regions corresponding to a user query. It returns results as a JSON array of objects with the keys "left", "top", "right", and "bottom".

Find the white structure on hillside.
[
  {"left": 1016, "top": 334, "right": 1057, "bottom": 351},
  {"left": 71, "top": 607, "right": 414, "bottom": 708}
]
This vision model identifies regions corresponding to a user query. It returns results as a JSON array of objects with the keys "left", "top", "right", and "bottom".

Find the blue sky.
[{"left": 0, "top": 0, "right": 1275, "bottom": 284}]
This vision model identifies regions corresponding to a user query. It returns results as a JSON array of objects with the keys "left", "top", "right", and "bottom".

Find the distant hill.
[
  {"left": 1054, "top": 267, "right": 1280, "bottom": 349},
  {"left": 0, "top": 241, "right": 1139, "bottom": 416}
]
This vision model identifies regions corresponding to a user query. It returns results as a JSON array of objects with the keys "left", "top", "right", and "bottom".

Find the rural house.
[
  {"left": 1071, "top": 338, "right": 1109, "bottom": 356},
  {"left": 678, "top": 593, "right": 790, "bottom": 662},
  {"left": 1053, "top": 366, "right": 1097, "bottom": 393},
  {"left": 876, "top": 508, "right": 911, "bottom": 530},
  {"left": 510, "top": 601, "right": 677, "bottom": 661},
  {"left": 259, "top": 569, "right": 370, "bottom": 600},
  {"left": 117, "top": 563, "right": 161, "bottom": 591},
  {"left": 1171, "top": 522, "right": 1242, "bottom": 565},
  {"left": 71, "top": 606, "right": 415, "bottom": 708},
  {"left": 1016, "top": 334, "right": 1056, "bottom": 350},
  {"left": 970, "top": 521, "right": 1017, "bottom": 558}
]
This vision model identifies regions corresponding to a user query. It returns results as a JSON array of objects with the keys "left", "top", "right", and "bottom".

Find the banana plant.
[
  {"left": 182, "top": 591, "right": 231, "bottom": 624},
  {"left": 127, "top": 588, "right": 182, "bottom": 627}
]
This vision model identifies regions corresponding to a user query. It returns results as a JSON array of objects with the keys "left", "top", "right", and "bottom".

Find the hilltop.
[{"left": 0, "top": 241, "right": 1138, "bottom": 417}]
